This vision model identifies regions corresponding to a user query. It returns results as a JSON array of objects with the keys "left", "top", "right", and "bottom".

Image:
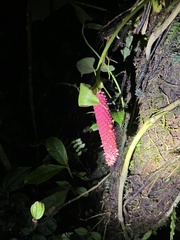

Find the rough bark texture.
[{"left": 91, "top": 4, "right": 180, "bottom": 240}]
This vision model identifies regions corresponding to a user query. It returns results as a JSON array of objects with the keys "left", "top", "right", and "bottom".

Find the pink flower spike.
[{"left": 93, "top": 91, "right": 119, "bottom": 166}]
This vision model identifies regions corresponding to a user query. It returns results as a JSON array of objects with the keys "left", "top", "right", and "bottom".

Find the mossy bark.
[{"left": 92, "top": 4, "right": 180, "bottom": 240}]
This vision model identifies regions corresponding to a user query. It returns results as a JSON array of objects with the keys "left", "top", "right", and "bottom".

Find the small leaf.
[
  {"left": 75, "top": 187, "right": 88, "bottom": 197},
  {"left": 90, "top": 231, "right": 101, "bottom": 240},
  {"left": 25, "top": 164, "right": 65, "bottom": 184},
  {"left": 76, "top": 57, "right": 95, "bottom": 76},
  {"left": 30, "top": 201, "right": 45, "bottom": 220},
  {"left": 46, "top": 137, "right": 68, "bottom": 165},
  {"left": 74, "top": 227, "right": 88, "bottom": 236},
  {"left": 74, "top": 172, "right": 89, "bottom": 181},
  {"left": 112, "top": 110, "right": 125, "bottom": 127},
  {"left": 83, "top": 123, "right": 98, "bottom": 133},
  {"left": 101, "top": 64, "right": 115, "bottom": 72},
  {"left": 78, "top": 83, "right": 99, "bottom": 107},
  {"left": 121, "top": 47, "right": 131, "bottom": 61},
  {"left": 72, "top": 3, "right": 93, "bottom": 25},
  {"left": 141, "top": 230, "right": 152, "bottom": 240},
  {"left": 85, "top": 23, "right": 102, "bottom": 30}
]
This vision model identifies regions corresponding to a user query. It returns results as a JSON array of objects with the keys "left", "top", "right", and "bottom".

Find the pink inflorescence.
[{"left": 93, "top": 91, "right": 119, "bottom": 166}]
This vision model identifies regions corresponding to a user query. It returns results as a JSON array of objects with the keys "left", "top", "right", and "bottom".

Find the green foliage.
[
  {"left": 71, "top": 138, "right": 86, "bottom": 156},
  {"left": 121, "top": 35, "right": 133, "bottom": 61},
  {"left": 78, "top": 83, "right": 99, "bottom": 107},
  {"left": 112, "top": 109, "right": 125, "bottom": 127},
  {"left": 76, "top": 57, "right": 96, "bottom": 76},
  {"left": 30, "top": 201, "right": 45, "bottom": 220},
  {"left": 2, "top": 167, "right": 31, "bottom": 191},
  {"left": 170, "top": 208, "right": 176, "bottom": 240},
  {"left": 71, "top": 2, "right": 93, "bottom": 25},
  {"left": 25, "top": 164, "right": 66, "bottom": 184},
  {"left": 167, "top": 21, "right": 180, "bottom": 43},
  {"left": 135, "top": 230, "right": 152, "bottom": 240},
  {"left": 74, "top": 227, "right": 101, "bottom": 240},
  {"left": 46, "top": 137, "right": 68, "bottom": 166}
]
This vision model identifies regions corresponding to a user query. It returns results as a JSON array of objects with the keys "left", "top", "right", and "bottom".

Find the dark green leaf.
[
  {"left": 85, "top": 23, "right": 102, "bottom": 30},
  {"left": 75, "top": 187, "right": 88, "bottom": 197},
  {"left": 76, "top": 57, "right": 95, "bottom": 76},
  {"left": 2, "top": 167, "right": 31, "bottom": 192},
  {"left": 72, "top": 3, "right": 93, "bottom": 25},
  {"left": 78, "top": 83, "right": 99, "bottom": 107},
  {"left": 38, "top": 218, "right": 57, "bottom": 236},
  {"left": 42, "top": 190, "right": 69, "bottom": 216},
  {"left": 46, "top": 137, "right": 68, "bottom": 165},
  {"left": 25, "top": 164, "right": 65, "bottom": 184},
  {"left": 74, "top": 172, "right": 89, "bottom": 181},
  {"left": 74, "top": 227, "right": 88, "bottom": 236},
  {"left": 90, "top": 232, "right": 101, "bottom": 240}
]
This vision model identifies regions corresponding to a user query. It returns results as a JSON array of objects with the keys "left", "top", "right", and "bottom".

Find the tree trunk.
[{"left": 92, "top": 2, "right": 180, "bottom": 239}]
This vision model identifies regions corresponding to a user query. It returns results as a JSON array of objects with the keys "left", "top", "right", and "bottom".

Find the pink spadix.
[{"left": 93, "top": 91, "right": 118, "bottom": 166}]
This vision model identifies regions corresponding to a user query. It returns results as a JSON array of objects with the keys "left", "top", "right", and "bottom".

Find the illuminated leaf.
[
  {"left": 30, "top": 201, "right": 45, "bottom": 220},
  {"left": 76, "top": 57, "right": 95, "bottom": 76},
  {"left": 112, "top": 109, "right": 125, "bottom": 127},
  {"left": 78, "top": 83, "right": 99, "bottom": 107}
]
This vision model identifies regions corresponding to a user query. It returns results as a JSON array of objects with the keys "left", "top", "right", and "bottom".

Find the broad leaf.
[
  {"left": 101, "top": 64, "right": 115, "bottom": 72},
  {"left": 72, "top": 3, "right": 93, "bottom": 25},
  {"left": 46, "top": 137, "right": 68, "bottom": 165},
  {"left": 42, "top": 190, "right": 69, "bottom": 216},
  {"left": 112, "top": 110, "right": 125, "bottom": 127},
  {"left": 90, "top": 232, "right": 101, "bottom": 240},
  {"left": 74, "top": 227, "right": 88, "bottom": 236},
  {"left": 3, "top": 167, "right": 31, "bottom": 191},
  {"left": 76, "top": 57, "right": 95, "bottom": 76},
  {"left": 78, "top": 83, "right": 99, "bottom": 107},
  {"left": 25, "top": 164, "right": 65, "bottom": 184}
]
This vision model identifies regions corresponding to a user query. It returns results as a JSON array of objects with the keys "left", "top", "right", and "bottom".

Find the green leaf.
[
  {"left": 78, "top": 83, "right": 99, "bottom": 107},
  {"left": 101, "top": 64, "right": 115, "bottom": 72},
  {"left": 74, "top": 227, "right": 88, "bottom": 236},
  {"left": 76, "top": 57, "right": 95, "bottom": 76},
  {"left": 30, "top": 201, "right": 45, "bottom": 220},
  {"left": 112, "top": 110, "right": 125, "bottom": 127},
  {"left": 121, "top": 47, "right": 131, "bottom": 61},
  {"left": 2, "top": 167, "right": 31, "bottom": 192},
  {"left": 56, "top": 181, "right": 71, "bottom": 190},
  {"left": 90, "top": 231, "right": 101, "bottom": 240},
  {"left": 72, "top": 3, "right": 93, "bottom": 25},
  {"left": 46, "top": 137, "right": 68, "bottom": 165},
  {"left": 75, "top": 187, "right": 88, "bottom": 197},
  {"left": 25, "top": 164, "right": 65, "bottom": 184},
  {"left": 42, "top": 190, "right": 69, "bottom": 216},
  {"left": 74, "top": 172, "right": 89, "bottom": 181},
  {"left": 141, "top": 230, "right": 152, "bottom": 240},
  {"left": 85, "top": 23, "right": 102, "bottom": 30},
  {"left": 38, "top": 218, "right": 57, "bottom": 236}
]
